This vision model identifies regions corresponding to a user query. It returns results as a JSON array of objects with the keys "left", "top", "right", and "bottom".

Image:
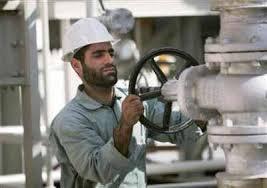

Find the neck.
[{"left": 83, "top": 83, "right": 114, "bottom": 105}]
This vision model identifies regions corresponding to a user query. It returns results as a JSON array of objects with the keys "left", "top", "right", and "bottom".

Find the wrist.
[
  {"left": 119, "top": 118, "right": 133, "bottom": 131},
  {"left": 113, "top": 127, "right": 131, "bottom": 157}
]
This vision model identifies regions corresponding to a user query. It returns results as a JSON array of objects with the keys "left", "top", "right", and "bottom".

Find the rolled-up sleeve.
[{"left": 53, "top": 114, "right": 133, "bottom": 184}]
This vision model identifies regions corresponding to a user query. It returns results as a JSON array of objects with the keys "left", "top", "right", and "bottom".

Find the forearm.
[
  {"left": 113, "top": 94, "right": 144, "bottom": 157},
  {"left": 113, "top": 120, "right": 133, "bottom": 157}
]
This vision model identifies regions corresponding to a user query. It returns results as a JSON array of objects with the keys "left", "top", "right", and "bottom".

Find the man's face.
[{"left": 81, "top": 42, "right": 118, "bottom": 88}]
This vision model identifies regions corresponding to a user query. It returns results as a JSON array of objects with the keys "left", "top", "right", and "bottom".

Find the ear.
[{"left": 70, "top": 58, "right": 83, "bottom": 77}]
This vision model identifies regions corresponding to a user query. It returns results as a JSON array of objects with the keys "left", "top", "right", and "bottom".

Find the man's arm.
[
  {"left": 113, "top": 95, "right": 144, "bottom": 157},
  {"left": 51, "top": 114, "right": 133, "bottom": 184},
  {"left": 51, "top": 95, "right": 144, "bottom": 184}
]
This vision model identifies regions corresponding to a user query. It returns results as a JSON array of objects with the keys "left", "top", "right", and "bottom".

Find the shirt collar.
[{"left": 75, "top": 85, "right": 126, "bottom": 110}]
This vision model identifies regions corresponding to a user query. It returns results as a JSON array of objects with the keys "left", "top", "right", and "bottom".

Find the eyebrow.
[{"left": 92, "top": 48, "right": 114, "bottom": 55}]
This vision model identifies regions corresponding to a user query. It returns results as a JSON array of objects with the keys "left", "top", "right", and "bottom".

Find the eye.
[
  {"left": 93, "top": 52, "right": 104, "bottom": 58},
  {"left": 108, "top": 49, "right": 115, "bottom": 57},
  {"left": 109, "top": 51, "right": 115, "bottom": 57}
]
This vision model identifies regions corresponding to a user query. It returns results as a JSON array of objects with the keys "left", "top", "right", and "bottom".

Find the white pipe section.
[
  {"left": 0, "top": 126, "right": 46, "bottom": 144},
  {"left": 174, "top": 65, "right": 267, "bottom": 120},
  {"left": 40, "top": 0, "right": 50, "bottom": 126},
  {"left": 0, "top": 160, "right": 222, "bottom": 186},
  {"left": 86, "top": 0, "right": 100, "bottom": 17},
  {"left": 196, "top": 74, "right": 267, "bottom": 112},
  {"left": 0, "top": 126, "right": 23, "bottom": 144},
  {"left": 147, "top": 179, "right": 217, "bottom": 188},
  {"left": 0, "top": 171, "right": 60, "bottom": 186},
  {"left": 146, "top": 160, "right": 225, "bottom": 175},
  {"left": 0, "top": 161, "right": 222, "bottom": 186},
  {"left": 39, "top": 0, "right": 54, "bottom": 187}
]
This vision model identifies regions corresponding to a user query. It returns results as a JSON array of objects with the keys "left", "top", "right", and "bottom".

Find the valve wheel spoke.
[
  {"left": 163, "top": 102, "right": 172, "bottom": 130},
  {"left": 149, "top": 59, "right": 167, "bottom": 84},
  {"left": 140, "top": 90, "right": 161, "bottom": 101}
]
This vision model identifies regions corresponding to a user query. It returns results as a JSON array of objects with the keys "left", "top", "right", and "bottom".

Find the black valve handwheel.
[{"left": 128, "top": 47, "right": 199, "bottom": 134}]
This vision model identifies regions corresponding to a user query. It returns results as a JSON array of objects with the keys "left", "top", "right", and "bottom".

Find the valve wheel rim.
[{"left": 128, "top": 47, "right": 199, "bottom": 134}]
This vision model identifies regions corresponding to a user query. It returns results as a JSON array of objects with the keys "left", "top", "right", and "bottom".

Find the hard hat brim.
[{"left": 62, "top": 39, "right": 120, "bottom": 62}]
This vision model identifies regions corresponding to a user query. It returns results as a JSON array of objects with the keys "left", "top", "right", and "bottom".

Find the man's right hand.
[
  {"left": 120, "top": 95, "right": 144, "bottom": 128},
  {"left": 113, "top": 95, "right": 144, "bottom": 157}
]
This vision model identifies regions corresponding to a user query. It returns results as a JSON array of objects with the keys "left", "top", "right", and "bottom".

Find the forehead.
[{"left": 87, "top": 42, "right": 112, "bottom": 52}]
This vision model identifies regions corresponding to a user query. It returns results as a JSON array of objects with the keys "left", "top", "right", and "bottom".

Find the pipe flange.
[
  {"left": 208, "top": 125, "right": 267, "bottom": 135},
  {"left": 216, "top": 172, "right": 267, "bottom": 182},
  {"left": 208, "top": 134, "right": 267, "bottom": 144},
  {"left": 205, "top": 51, "right": 267, "bottom": 63},
  {"left": 217, "top": 172, "right": 267, "bottom": 188},
  {"left": 205, "top": 43, "right": 267, "bottom": 53},
  {"left": 208, "top": 125, "right": 267, "bottom": 143},
  {"left": 177, "top": 65, "right": 219, "bottom": 120},
  {"left": 211, "top": 0, "right": 267, "bottom": 11}
]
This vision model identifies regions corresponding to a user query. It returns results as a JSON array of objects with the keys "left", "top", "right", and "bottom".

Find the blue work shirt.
[{"left": 49, "top": 85, "right": 201, "bottom": 188}]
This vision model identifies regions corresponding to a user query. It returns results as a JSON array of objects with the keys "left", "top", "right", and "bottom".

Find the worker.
[{"left": 49, "top": 17, "right": 202, "bottom": 188}]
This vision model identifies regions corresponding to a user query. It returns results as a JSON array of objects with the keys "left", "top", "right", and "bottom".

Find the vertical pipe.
[
  {"left": 0, "top": 89, "right": 2, "bottom": 174},
  {"left": 60, "top": 20, "right": 71, "bottom": 103},
  {"left": 22, "top": 1, "right": 43, "bottom": 186},
  {"left": 134, "top": 19, "right": 143, "bottom": 54},
  {"left": 39, "top": 0, "right": 54, "bottom": 187},
  {"left": 2, "top": 87, "right": 22, "bottom": 173},
  {"left": 182, "top": 17, "right": 202, "bottom": 63},
  {"left": 39, "top": 0, "right": 49, "bottom": 127},
  {"left": 86, "top": 0, "right": 99, "bottom": 17}
]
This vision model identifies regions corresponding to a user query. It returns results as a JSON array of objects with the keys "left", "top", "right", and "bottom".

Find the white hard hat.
[{"left": 62, "top": 18, "right": 115, "bottom": 62}]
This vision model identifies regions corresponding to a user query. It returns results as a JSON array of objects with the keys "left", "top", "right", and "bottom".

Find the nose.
[{"left": 105, "top": 52, "right": 114, "bottom": 65}]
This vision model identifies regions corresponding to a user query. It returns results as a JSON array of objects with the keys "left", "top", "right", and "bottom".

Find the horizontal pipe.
[
  {"left": 0, "top": 125, "right": 23, "bottom": 144},
  {"left": 147, "top": 160, "right": 225, "bottom": 175},
  {"left": 0, "top": 126, "right": 46, "bottom": 144},
  {"left": 0, "top": 171, "right": 60, "bottom": 186},
  {"left": 0, "top": 161, "right": 222, "bottom": 186},
  {"left": 0, "top": 77, "right": 25, "bottom": 86},
  {"left": 147, "top": 179, "right": 217, "bottom": 188},
  {"left": 196, "top": 74, "right": 267, "bottom": 112}
]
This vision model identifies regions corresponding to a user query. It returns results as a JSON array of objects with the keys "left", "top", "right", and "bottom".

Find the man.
[{"left": 49, "top": 18, "right": 201, "bottom": 188}]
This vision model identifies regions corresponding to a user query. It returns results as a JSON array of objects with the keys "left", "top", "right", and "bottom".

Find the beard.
[{"left": 82, "top": 63, "right": 118, "bottom": 88}]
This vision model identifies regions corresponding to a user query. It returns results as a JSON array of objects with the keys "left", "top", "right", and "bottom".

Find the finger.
[
  {"left": 127, "top": 99, "right": 143, "bottom": 107},
  {"left": 129, "top": 98, "right": 142, "bottom": 103},
  {"left": 127, "top": 106, "right": 144, "bottom": 115},
  {"left": 123, "top": 102, "right": 142, "bottom": 112},
  {"left": 131, "top": 107, "right": 144, "bottom": 116},
  {"left": 129, "top": 100, "right": 143, "bottom": 108},
  {"left": 134, "top": 104, "right": 144, "bottom": 112},
  {"left": 125, "top": 95, "right": 141, "bottom": 102}
]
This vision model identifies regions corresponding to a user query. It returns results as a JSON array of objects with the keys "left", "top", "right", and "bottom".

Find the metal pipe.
[
  {"left": 0, "top": 171, "right": 60, "bottom": 186},
  {"left": 86, "top": 0, "right": 99, "bottom": 17},
  {"left": 39, "top": 1, "right": 54, "bottom": 187},
  {"left": 146, "top": 160, "right": 225, "bottom": 175},
  {"left": 197, "top": 74, "right": 267, "bottom": 113},
  {"left": 60, "top": 20, "right": 71, "bottom": 103},
  {"left": 147, "top": 179, "right": 217, "bottom": 188},
  {"left": 0, "top": 125, "right": 46, "bottom": 144},
  {"left": 0, "top": 90, "right": 2, "bottom": 174}
]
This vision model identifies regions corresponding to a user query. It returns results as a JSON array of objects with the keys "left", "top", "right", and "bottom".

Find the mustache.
[{"left": 101, "top": 64, "right": 117, "bottom": 71}]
